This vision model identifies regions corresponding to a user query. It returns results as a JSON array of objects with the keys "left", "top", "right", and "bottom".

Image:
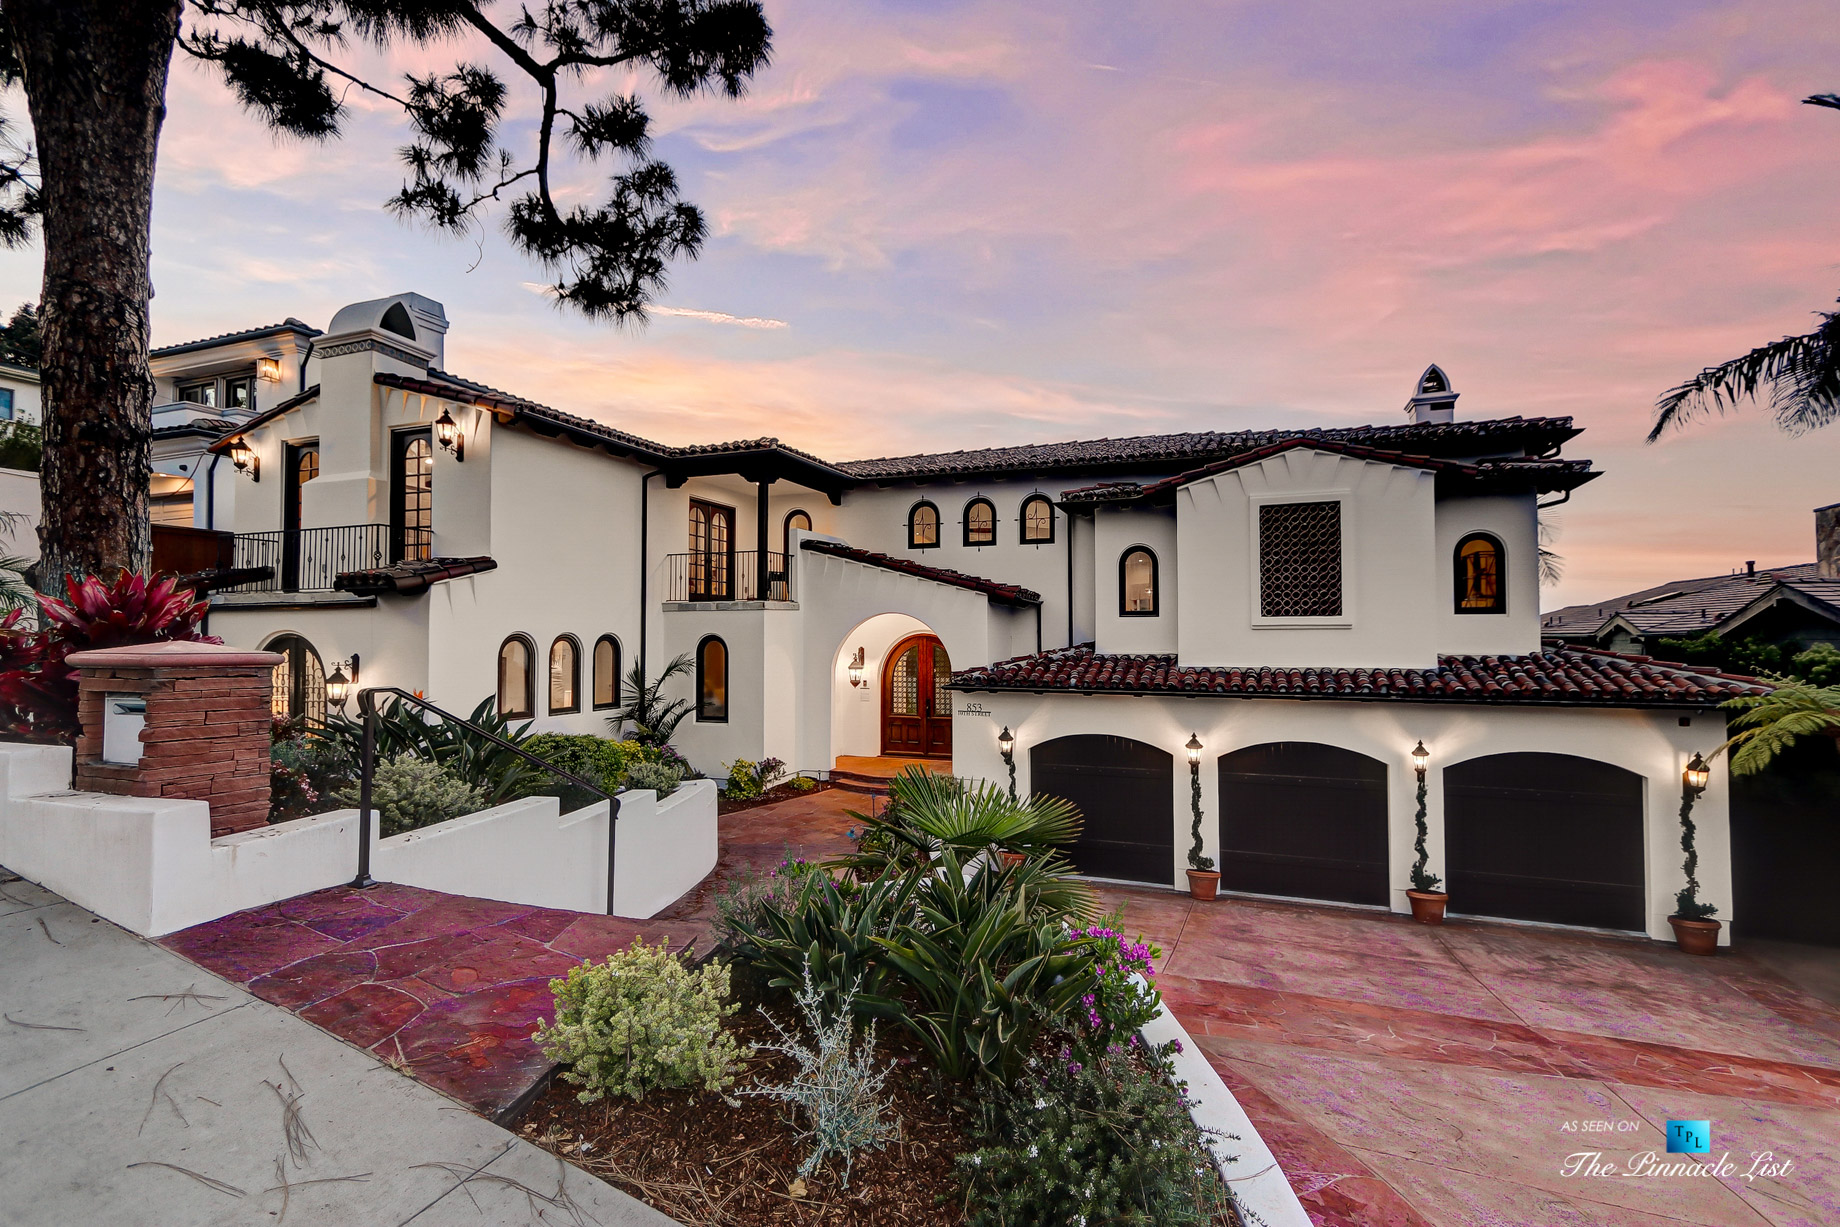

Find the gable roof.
[
  {"left": 800, "top": 539, "right": 1042, "bottom": 606},
  {"left": 838, "top": 416, "right": 1582, "bottom": 483},
  {"left": 1542, "top": 562, "right": 1840, "bottom": 641},
  {"left": 950, "top": 643, "right": 1770, "bottom": 708},
  {"left": 152, "top": 319, "right": 320, "bottom": 358},
  {"left": 1057, "top": 438, "right": 1597, "bottom": 505}
]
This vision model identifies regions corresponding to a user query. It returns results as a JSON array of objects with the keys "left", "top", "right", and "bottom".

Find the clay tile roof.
[
  {"left": 334, "top": 556, "right": 498, "bottom": 597},
  {"left": 151, "top": 318, "right": 320, "bottom": 358},
  {"left": 800, "top": 539, "right": 1041, "bottom": 607},
  {"left": 949, "top": 643, "right": 1772, "bottom": 708},
  {"left": 1542, "top": 562, "right": 1840, "bottom": 639}
]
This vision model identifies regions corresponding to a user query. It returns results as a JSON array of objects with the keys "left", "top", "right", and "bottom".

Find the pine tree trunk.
[{"left": 2, "top": 0, "right": 183, "bottom": 591}]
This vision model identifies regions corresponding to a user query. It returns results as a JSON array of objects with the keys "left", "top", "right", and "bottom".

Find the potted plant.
[
  {"left": 1669, "top": 753, "right": 1721, "bottom": 955},
  {"left": 1184, "top": 735, "right": 1220, "bottom": 901},
  {"left": 1404, "top": 741, "right": 1448, "bottom": 924}
]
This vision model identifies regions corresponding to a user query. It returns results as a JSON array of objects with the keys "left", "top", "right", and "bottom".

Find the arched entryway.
[
  {"left": 881, "top": 633, "right": 952, "bottom": 757},
  {"left": 1444, "top": 752, "right": 1645, "bottom": 931},
  {"left": 1218, "top": 742, "right": 1390, "bottom": 906},
  {"left": 266, "top": 633, "right": 327, "bottom": 726},
  {"left": 1031, "top": 735, "right": 1174, "bottom": 885}
]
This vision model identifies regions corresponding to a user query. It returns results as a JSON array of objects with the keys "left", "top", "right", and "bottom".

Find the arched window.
[
  {"left": 498, "top": 635, "right": 534, "bottom": 718},
  {"left": 783, "top": 509, "right": 812, "bottom": 556},
  {"left": 1454, "top": 533, "right": 1505, "bottom": 614},
  {"left": 1120, "top": 547, "right": 1158, "bottom": 616},
  {"left": 266, "top": 634, "right": 326, "bottom": 726},
  {"left": 592, "top": 635, "right": 621, "bottom": 710},
  {"left": 697, "top": 636, "right": 729, "bottom": 722},
  {"left": 549, "top": 635, "right": 580, "bottom": 714},
  {"left": 1021, "top": 494, "right": 1055, "bottom": 544},
  {"left": 908, "top": 501, "right": 940, "bottom": 549},
  {"left": 963, "top": 497, "right": 996, "bottom": 546}
]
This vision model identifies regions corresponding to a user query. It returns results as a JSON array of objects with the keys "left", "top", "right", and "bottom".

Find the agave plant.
[
  {"left": 0, "top": 571, "right": 213, "bottom": 741},
  {"left": 1718, "top": 682, "right": 1840, "bottom": 775}
]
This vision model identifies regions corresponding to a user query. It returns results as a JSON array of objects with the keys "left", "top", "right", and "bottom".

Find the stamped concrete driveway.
[{"left": 1096, "top": 887, "right": 1840, "bottom": 1227}]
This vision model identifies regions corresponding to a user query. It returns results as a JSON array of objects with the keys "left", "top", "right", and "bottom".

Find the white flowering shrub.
[
  {"left": 533, "top": 938, "right": 745, "bottom": 1103},
  {"left": 745, "top": 960, "right": 897, "bottom": 1187}
]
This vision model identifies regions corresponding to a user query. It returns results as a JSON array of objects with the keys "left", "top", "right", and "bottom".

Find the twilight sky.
[{"left": 4, "top": 0, "right": 1840, "bottom": 609}]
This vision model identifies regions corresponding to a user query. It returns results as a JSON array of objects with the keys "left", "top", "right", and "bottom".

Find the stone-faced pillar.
[{"left": 67, "top": 641, "right": 284, "bottom": 836}]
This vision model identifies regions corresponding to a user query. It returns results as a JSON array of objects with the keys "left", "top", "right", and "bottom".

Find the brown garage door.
[
  {"left": 1217, "top": 742, "right": 1390, "bottom": 906},
  {"left": 1031, "top": 735, "right": 1174, "bottom": 886}
]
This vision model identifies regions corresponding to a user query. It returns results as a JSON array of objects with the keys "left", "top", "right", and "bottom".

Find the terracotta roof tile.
[
  {"left": 950, "top": 643, "right": 1771, "bottom": 707},
  {"left": 151, "top": 318, "right": 319, "bottom": 358},
  {"left": 334, "top": 556, "right": 498, "bottom": 597},
  {"left": 800, "top": 539, "right": 1041, "bottom": 606}
]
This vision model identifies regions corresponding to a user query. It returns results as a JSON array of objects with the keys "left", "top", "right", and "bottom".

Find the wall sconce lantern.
[
  {"left": 1410, "top": 739, "right": 1430, "bottom": 778},
  {"left": 1186, "top": 733, "right": 1203, "bottom": 767},
  {"left": 255, "top": 356, "right": 283, "bottom": 383},
  {"left": 997, "top": 725, "right": 1017, "bottom": 800},
  {"left": 434, "top": 406, "right": 465, "bottom": 461},
  {"left": 228, "top": 437, "right": 259, "bottom": 481},
  {"left": 325, "top": 655, "right": 360, "bottom": 711},
  {"left": 1683, "top": 752, "right": 1710, "bottom": 795},
  {"left": 847, "top": 647, "right": 866, "bottom": 688}
]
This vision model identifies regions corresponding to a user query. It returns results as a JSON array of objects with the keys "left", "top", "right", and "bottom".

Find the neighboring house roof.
[
  {"left": 151, "top": 319, "right": 321, "bottom": 358},
  {"left": 838, "top": 416, "right": 1582, "bottom": 483},
  {"left": 205, "top": 386, "right": 320, "bottom": 452},
  {"left": 1056, "top": 439, "right": 1598, "bottom": 505},
  {"left": 334, "top": 556, "right": 498, "bottom": 597},
  {"left": 800, "top": 539, "right": 1042, "bottom": 607},
  {"left": 153, "top": 416, "right": 240, "bottom": 442},
  {"left": 949, "top": 643, "right": 1770, "bottom": 707},
  {"left": 1542, "top": 562, "right": 1840, "bottom": 642}
]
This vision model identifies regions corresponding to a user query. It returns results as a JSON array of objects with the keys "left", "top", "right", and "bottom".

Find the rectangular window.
[
  {"left": 390, "top": 427, "right": 434, "bottom": 562},
  {"left": 1258, "top": 500, "right": 1343, "bottom": 618},
  {"left": 0, "top": 389, "right": 13, "bottom": 421},
  {"left": 224, "top": 375, "right": 255, "bottom": 411},
  {"left": 178, "top": 381, "right": 216, "bottom": 407}
]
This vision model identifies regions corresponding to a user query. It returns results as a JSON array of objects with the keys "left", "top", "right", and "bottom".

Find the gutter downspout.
[
  {"left": 639, "top": 469, "right": 663, "bottom": 678},
  {"left": 1065, "top": 511, "right": 1076, "bottom": 647},
  {"left": 297, "top": 339, "right": 316, "bottom": 395}
]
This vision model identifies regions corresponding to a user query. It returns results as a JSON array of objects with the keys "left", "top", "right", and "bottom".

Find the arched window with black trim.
[
  {"left": 549, "top": 635, "right": 580, "bottom": 714},
  {"left": 1454, "top": 533, "right": 1505, "bottom": 614},
  {"left": 1021, "top": 494, "right": 1055, "bottom": 544},
  {"left": 908, "top": 501, "right": 940, "bottom": 549},
  {"left": 783, "top": 509, "right": 812, "bottom": 556},
  {"left": 697, "top": 635, "right": 729, "bottom": 722},
  {"left": 963, "top": 497, "right": 996, "bottom": 546},
  {"left": 498, "top": 635, "right": 534, "bottom": 718},
  {"left": 266, "top": 634, "right": 326, "bottom": 726},
  {"left": 592, "top": 635, "right": 621, "bottom": 710},
  {"left": 1120, "top": 547, "right": 1159, "bottom": 616}
]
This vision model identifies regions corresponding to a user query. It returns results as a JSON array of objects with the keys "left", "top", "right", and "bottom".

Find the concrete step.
[{"left": 829, "top": 770, "right": 893, "bottom": 796}]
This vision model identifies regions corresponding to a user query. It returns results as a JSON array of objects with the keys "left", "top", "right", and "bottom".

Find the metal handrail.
[{"left": 352, "top": 686, "right": 622, "bottom": 912}]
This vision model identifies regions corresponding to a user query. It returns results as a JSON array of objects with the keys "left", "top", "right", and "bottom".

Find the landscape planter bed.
[{"left": 718, "top": 778, "right": 833, "bottom": 816}]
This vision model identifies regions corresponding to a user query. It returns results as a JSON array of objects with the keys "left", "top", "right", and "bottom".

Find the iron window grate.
[{"left": 1259, "top": 500, "right": 1342, "bottom": 617}]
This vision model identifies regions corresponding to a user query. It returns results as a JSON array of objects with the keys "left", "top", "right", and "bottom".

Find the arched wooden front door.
[{"left": 881, "top": 634, "right": 952, "bottom": 758}]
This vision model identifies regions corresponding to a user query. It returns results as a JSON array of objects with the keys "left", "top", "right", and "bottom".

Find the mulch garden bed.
[
  {"left": 717, "top": 778, "right": 835, "bottom": 816},
  {"left": 518, "top": 985, "right": 971, "bottom": 1225}
]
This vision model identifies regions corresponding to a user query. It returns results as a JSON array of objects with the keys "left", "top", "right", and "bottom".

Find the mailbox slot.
[{"left": 102, "top": 695, "right": 148, "bottom": 765}]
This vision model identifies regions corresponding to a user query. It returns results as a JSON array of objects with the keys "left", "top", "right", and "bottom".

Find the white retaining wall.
[{"left": 0, "top": 743, "right": 718, "bottom": 937}]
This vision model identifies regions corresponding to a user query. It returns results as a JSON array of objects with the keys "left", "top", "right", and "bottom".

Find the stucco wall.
[
  {"left": 1093, "top": 504, "right": 1178, "bottom": 656},
  {"left": 952, "top": 693, "right": 1733, "bottom": 945},
  {"left": 1434, "top": 492, "right": 1542, "bottom": 656}
]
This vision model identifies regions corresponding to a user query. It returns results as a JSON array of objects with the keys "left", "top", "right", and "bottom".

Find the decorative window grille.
[
  {"left": 889, "top": 645, "right": 919, "bottom": 715},
  {"left": 931, "top": 643, "right": 952, "bottom": 712},
  {"left": 1259, "top": 501, "right": 1342, "bottom": 618}
]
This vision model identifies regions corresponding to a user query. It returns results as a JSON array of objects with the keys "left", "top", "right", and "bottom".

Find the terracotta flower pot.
[
  {"left": 1406, "top": 890, "right": 1449, "bottom": 925},
  {"left": 997, "top": 850, "right": 1027, "bottom": 870},
  {"left": 1186, "top": 869, "right": 1220, "bottom": 902},
  {"left": 1668, "top": 915, "right": 1721, "bottom": 956}
]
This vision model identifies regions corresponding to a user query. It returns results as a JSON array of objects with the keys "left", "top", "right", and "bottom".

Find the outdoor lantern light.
[
  {"left": 255, "top": 356, "right": 283, "bottom": 383},
  {"left": 1411, "top": 739, "right": 1430, "bottom": 775},
  {"left": 228, "top": 437, "right": 259, "bottom": 481},
  {"left": 1186, "top": 733, "right": 1203, "bottom": 766},
  {"left": 847, "top": 647, "right": 866, "bottom": 688},
  {"left": 1683, "top": 752, "right": 1710, "bottom": 795},
  {"left": 325, "top": 655, "right": 359, "bottom": 711},
  {"left": 998, "top": 725, "right": 1016, "bottom": 758},
  {"left": 434, "top": 406, "right": 464, "bottom": 461}
]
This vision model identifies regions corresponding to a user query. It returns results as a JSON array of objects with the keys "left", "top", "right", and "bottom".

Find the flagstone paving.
[{"left": 1094, "top": 884, "right": 1840, "bottom": 1227}]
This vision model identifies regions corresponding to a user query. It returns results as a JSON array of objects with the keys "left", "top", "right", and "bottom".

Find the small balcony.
[
  {"left": 221, "top": 524, "right": 433, "bottom": 594},
  {"left": 664, "top": 551, "right": 792, "bottom": 604}
]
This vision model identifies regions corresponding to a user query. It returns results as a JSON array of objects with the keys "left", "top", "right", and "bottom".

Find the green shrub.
[
  {"left": 745, "top": 960, "right": 897, "bottom": 1188},
  {"left": 624, "top": 759, "right": 685, "bottom": 796},
  {"left": 1792, "top": 642, "right": 1840, "bottom": 687},
  {"left": 790, "top": 775, "right": 816, "bottom": 793},
  {"left": 533, "top": 938, "right": 745, "bottom": 1104},
  {"left": 722, "top": 756, "right": 788, "bottom": 800},
  {"left": 0, "top": 421, "right": 41, "bottom": 473},
  {"left": 727, "top": 867, "right": 917, "bottom": 1021},
  {"left": 270, "top": 717, "right": 356, "bottom": 823},
  {"left": 332, "top": 753, "right": 484, "bottom": 836},
  {"left": 959, "top": 1039, "right": 1236, "bottom": 1226},
  {"left": 522, "top": 733, "right": 642, "bottom": 791}
]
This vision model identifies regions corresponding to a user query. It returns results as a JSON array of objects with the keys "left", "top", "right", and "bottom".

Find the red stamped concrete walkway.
[
  {"left": 159, "top": 789, "right": 862, "bottom": 1120},
  {"left": 1094, "top": 884, "right": 1840, "bottom": 1227}
]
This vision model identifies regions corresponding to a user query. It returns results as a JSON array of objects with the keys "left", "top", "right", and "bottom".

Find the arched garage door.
[
  {"left": 1444, "top": 753, "right": 1645, "bottom": 931},
  {"left": 1218, "top": 743, "right": 1389, "bottom": 906},
  {"left": 1031, "top": 735, "right": 1173, "bottom": 885}
]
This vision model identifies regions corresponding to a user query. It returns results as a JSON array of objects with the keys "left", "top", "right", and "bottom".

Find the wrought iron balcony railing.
[
  {"left": 223, "top": 523, "right": 433, "bottom": 594},
  {"left": 664, "top": 551, "right": 791, "bottom": 603}
]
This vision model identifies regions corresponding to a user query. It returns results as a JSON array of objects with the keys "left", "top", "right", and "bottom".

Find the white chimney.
[{"left": 1405, "top": 363, "right": 1458, "bottom": 425}]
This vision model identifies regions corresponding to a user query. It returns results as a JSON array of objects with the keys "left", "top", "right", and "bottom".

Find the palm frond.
[
  {"left": 0, "top": 552, "right": 35, "bottom": 614},
  {"left": 1804, "top": 93, "right": 1840, "bottom": 111},
  {"left": 1650, "top": 307, "right": 1840, "bottom": 441},
  {"left": 1716, "top": 682, "right": 1840, "bottom": 774}
]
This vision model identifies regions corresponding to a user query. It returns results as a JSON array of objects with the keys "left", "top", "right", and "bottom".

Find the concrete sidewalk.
[{"left": 0, "top": 866, "right": 678, "bottom": 1227}]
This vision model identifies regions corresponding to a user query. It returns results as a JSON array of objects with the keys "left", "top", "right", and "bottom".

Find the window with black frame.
[
  {"left": 592, "top": 635, "right": 621, "bottom": 709},
  {"left": 697, "top": 635, "right": 728, "bottom": 722},
  {"left": 498, "top": 635, "right": 534, "bottom": 718},
  {"left": 1021, "top": 494, "right": 1054, "bottom": 543},
  {"left": 964, "top": 497, "right": 996, "bottom": 546},
  {"left": 1454, "top": 533, "right": 1505, "bottom": 613},
  {"left": 1120, "top": 547, "right": 1158, "bottom": 615}
]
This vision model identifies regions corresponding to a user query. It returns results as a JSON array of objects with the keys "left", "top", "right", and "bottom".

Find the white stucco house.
[{"left": 148, "top": 291, "right": 1772, "bottom": 945}]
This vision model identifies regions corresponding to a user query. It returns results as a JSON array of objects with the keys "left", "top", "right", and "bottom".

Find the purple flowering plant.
[{"left": 1071, "top": 917, "right": 1164, "bottom": 1041}]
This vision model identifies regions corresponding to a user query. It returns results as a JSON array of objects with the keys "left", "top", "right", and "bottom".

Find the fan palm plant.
[
  {"left": 1717, "top": 682, "right": 1840, "bottom": 775},
  {"left": 610, "top": 651, "right": 693, "bottom": 746}
]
